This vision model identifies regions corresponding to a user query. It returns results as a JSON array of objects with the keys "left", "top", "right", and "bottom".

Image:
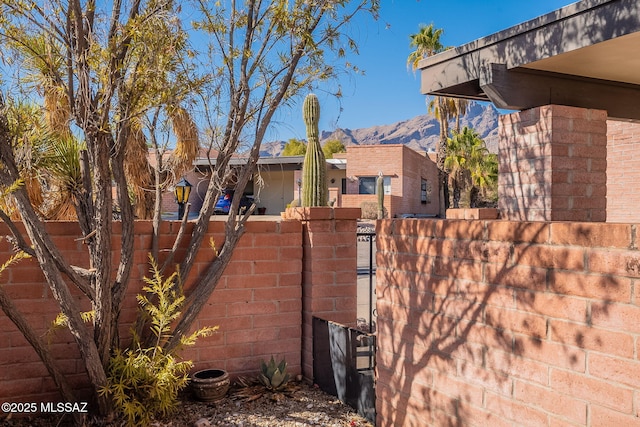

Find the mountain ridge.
[{"left": 260, "top": 101, "right": 500, "bottom": 157}]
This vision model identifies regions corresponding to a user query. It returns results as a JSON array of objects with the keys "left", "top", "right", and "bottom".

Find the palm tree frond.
[
  {"left": 167, "top": 106, "right": 199, "bottom": 180},
  {"left": 124, "top": 118, "right": 155, "bottom": 219},
  {"left": 407, "top": 23, "right": 444, "bottom": 71}
]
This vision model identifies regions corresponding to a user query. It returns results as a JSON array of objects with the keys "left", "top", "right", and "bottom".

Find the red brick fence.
[
  {"left": 376, "top": 218, "right": 640, "bottom": 427},
  {"left": 0, "top": 208, "right": 359, "bottom": 405},
  {"left": 4, "top": 214, "right": 640, "bottom": 427}
]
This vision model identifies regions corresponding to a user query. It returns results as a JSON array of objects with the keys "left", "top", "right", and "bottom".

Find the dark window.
[
  {"left": 421, "top": 179, "right": 431, "bottom": 204},
  {"left": 341, "top": 178, "right": 347, "bottom": 194},
  {"left": 359, "top": 176, "right": 391, "bottom": 195},
  {"left": 358, "top": 177, "right": 376, "bottom": 195}
]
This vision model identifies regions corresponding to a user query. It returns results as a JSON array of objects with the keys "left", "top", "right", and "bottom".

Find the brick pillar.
[
  {"left": 284, "top": 207, "right": 360, "bottom": 381},
  {"left": 498, "top": 105, "right": 607, "bottom": 222},
  {"left": 606, "top": 120, "right": 640, "bottom": 222}
]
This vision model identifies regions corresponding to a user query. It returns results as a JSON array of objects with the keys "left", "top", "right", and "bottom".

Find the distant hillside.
[{"left": 260, "top": 101, "right": 500, "bottom": 157}]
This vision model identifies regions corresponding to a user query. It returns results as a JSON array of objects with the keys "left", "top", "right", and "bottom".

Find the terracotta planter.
[{"left": 191, "top": 369, "right": 230, "bottom": 402}]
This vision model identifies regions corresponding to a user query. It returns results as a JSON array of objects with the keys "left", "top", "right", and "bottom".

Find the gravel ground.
[{"left": 0, "top": 381, "right": 374, "bottom": 427}]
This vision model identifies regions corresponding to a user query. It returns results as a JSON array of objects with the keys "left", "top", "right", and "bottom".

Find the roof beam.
[
  {"left": 418, "top": 0, "right": 640, "bottom": 119},
  {"left": 480, "top": 63, "right": 640, "bottom": 120}
]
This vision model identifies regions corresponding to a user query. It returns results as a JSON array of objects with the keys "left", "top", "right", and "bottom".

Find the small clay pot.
[{"left": 191, "top": 369, "right": 230, "bottom": 402}]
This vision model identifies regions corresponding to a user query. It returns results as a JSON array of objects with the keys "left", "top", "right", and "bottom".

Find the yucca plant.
[{"left": 258, "top": 356, "right": 291, "bottom": 391}]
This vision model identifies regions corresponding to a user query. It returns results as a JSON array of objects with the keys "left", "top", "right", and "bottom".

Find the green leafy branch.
[{"left": 99, "top": 255, "right": 217, "bottom": 426}]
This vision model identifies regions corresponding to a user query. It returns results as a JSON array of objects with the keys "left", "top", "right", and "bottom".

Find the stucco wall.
[
  {"left": 255, "top": 169, "right": 295, "bottom": 214},
  {"left": 160, "top": 169, "right": 207, "bottom": 216}
]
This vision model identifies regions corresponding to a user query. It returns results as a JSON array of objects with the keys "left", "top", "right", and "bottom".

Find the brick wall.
[
  {"left": 498, "top": 105, "right": 607, "bottom": 222},
  {"left": 376, "top": 218, "right": 640, "bottom": 426},
  {"left": 345, "top": 145, "right": 404, "bottom": 191},
  {"left": 0, "top": 219, "right": 305, "bottom": 404},
  {"left": 282, "top": 207, "right": 360, "bottom": 379},
  {"left": 606, "top": 119, "right": 640, "bottom": 223},
  {"left": 398, "top": 146, "right": 439, "bottom": 217},
  {"left": 343, "top": 145, "right": 439, "bottom": 217}
]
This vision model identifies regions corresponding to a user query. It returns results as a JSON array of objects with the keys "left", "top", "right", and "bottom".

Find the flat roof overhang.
[
  {"left": 193, "top": 155, "right": 347, "bottom": 171},
  {"left": 418, "top": 0, "right": 640, "bottom": 120}
]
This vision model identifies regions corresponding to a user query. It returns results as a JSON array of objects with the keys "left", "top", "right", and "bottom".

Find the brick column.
[
  {"left": 606, "top": 119, "right": 640, "bottom": 222},
  {"left": 283, "top": 207, "right": 360, "bottom": 380},
  {"left": 498, "top": 105, "right": 607, "bottom": 222}
]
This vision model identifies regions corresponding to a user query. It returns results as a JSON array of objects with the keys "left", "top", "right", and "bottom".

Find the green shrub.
[{"left": 99, "top": 255, "right": 216, "bottom": 426}]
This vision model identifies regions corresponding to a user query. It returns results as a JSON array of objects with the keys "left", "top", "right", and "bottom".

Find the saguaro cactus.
[
  {"left": 377, "top": 171, "right": 385, "bottom": 219},
  {"left": 301, "top": 93, "right": 328, "bottom": 207}
]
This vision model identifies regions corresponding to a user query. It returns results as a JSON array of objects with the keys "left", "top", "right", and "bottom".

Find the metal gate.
[
  {"left": 311, "top": 223, "right": 377, "bottom": 423},
  {"left": 312, "top": 317, "right": 376, "bottom": 424},
  {"left": 357, "top": 225, "right": 376, "bottom": 334}
]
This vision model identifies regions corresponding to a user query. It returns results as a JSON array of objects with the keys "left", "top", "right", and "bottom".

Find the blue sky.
[{"left": 267, "top": 0, "right": 575, "bottom": 142}]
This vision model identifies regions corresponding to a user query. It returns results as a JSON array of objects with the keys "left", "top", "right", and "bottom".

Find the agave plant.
[{"left": 258, "top": 356, "right": 290, "bottom": 391}]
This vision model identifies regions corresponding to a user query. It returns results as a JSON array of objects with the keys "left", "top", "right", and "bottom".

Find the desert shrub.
[
  {"left": 99, "top": 256, "right": 216, "bottom": 426},
  {"left": 360, "top": 201, "right": 386, "bottom": 220}
]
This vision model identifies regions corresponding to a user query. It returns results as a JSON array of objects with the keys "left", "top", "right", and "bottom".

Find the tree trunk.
[
  {"left": 451, "top": 175, "right": 461, "bottom": 208},
  {"left": 436, "top": 118, "right": 450, "bottom": 218},
  {"left": 470, "top": 186, "right": 480, "bottom": 208},
  {"left": 452, "top": 187, "right": 461, "bottom": 208}
]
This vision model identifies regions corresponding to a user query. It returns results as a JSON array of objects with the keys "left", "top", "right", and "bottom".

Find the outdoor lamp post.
[{"left": 174, "top": 177, "right": 192, "bottom": 219}]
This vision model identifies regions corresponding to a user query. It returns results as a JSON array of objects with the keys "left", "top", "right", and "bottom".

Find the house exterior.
[
  {"left": 338, "top": 144, "right": 439, "bottom": 218},
  {"left": 162, "top": 144, "right": 440, "bottom": 218},
  {"left": 373, "top": 1, "right": 640, "bottom": 426},
  {"left": 416, "top": 0, "right": 640, "bottom": 223}
]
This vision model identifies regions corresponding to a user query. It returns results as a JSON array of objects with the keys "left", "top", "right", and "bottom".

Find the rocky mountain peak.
[{"left": 261, "top": 101, "right": 500, "bottom": 157}]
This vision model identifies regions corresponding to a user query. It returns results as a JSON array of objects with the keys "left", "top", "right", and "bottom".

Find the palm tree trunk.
[
  {"left": 452, "top": 184, "right": 461, "bottom": 208},
  {"left": 470, "top": 186, "right": 480, "bottom": 208},
  {"left": 436, "top": 116, "right": 450, "bottom": 217}
]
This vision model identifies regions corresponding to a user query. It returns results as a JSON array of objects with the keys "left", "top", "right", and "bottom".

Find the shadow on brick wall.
[{"left": 376, "top": 219, "right": 632, "bottom": 426}]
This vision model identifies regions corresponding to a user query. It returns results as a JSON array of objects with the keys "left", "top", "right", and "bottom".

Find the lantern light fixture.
[{"left": 174, "top": 177, "right": 192, "bottom": 219}]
